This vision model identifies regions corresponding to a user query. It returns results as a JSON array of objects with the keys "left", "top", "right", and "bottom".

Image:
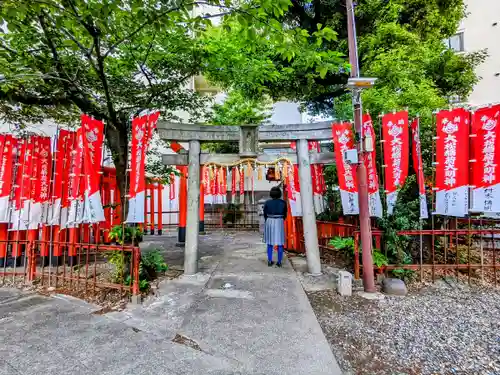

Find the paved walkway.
[{"left": 0, "top": 232, "right": 342, "bottom": 375}]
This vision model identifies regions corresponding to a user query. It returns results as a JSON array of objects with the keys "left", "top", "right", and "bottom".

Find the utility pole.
[{"left": 346, "top": 0, "right": 376, "bottom": 292}]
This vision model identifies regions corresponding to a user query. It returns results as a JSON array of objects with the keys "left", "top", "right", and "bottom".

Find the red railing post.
[
  {"left": 144, "top": 184, "right": 149, "bottom": 234},
  {"left": 149, "top": 183, "right": 155, "bottom": 235},
  {"left": 132, "top": 247, "right": 140, "bottom": 298},
  {"left": 199, "top": 181, "right": 205, "bottom": 233},
  {"left": 354, "top": 232, "right": 360, "bottom": 280},
  {"left": 0, "top": 223, "right": 8, "bottom": 261},
  {"left": 40, "top": 226, "right": 50, "bottom": 257},
  {"left": 177, "top": 166, "right": 187, "bottom": 245},
  {"left": 27, "top": 240, "right": 36, "bottom": 282},
  {"left": 157, "top": 183, "right": 163, "bottom": 235}
]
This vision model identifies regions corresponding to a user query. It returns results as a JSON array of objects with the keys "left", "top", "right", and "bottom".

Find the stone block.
[
  {"left": 337, "top": 271, "right": 352, "bottom": 296},
  {"left": 382, "top": 278, "right": 407, "bottom": 296}
]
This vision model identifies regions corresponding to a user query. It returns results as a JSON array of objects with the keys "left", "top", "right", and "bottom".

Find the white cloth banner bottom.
[
  {"left": 288, "top": 192, "right": 326, "bottom": 217},
  {"left": 419, "top": 193, "right": 429, "bottom": 219},
  {"left": 85, "top": 191, "right": 105, "bottom": 223},
  {"left": 126, "top": 191, "right": 145, "bottom": 223},
  {"left": 206, "top": 195, "right": 227, "bottom": 205},
  {"left": 0, "top": 196, "right": 9, "bottom": 223},
  {"left": 313, "top": 194, "right": 326, "bottom": 215},
  {"left": 471, "top": 184, "right": 500, "bottom": 213},
  {"left": 340, "top": 190, "right": 359, "bottom": 215},
  {"left": 369, "top": 191, "right": 383, "bottom": 218},
  {"left": 289, "top": 192, "right": 302, "bottom": 217},
  {"left": 435, "top": 185, "right": 469, "bottom": 217},
  {"left": 66, "top": 198, "right": 86, "bottom": 227},
  {"left": 386, "top": 191, "right": 398, "bottom": 215},
  {"left": 10, "top": 201, "right": 42, "bottom": 230},
  {"left": 48, "top": 198, "right": 62, "bottom": 226}
]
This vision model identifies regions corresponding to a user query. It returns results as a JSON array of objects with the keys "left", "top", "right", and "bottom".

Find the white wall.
[{"left": 461, "top": 0, "right": 500, "bottom": 105}]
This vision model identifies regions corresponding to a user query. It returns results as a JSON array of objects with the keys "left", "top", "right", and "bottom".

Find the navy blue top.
[{"left": 263, "top": 199, "right": 287, "bottom": 220}]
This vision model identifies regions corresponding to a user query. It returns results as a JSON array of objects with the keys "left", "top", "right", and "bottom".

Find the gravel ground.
[{"left": 308, "top": 282, "right": 500, "bottom": 375}]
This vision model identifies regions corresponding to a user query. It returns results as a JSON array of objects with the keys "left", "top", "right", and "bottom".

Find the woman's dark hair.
[{"left": 270, "top": 187, "right": 282, "bottom": 199}]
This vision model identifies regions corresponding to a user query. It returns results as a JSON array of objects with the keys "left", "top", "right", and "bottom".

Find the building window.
[{"left": 444, "top": 32, "right": 464, "bottom": 52}]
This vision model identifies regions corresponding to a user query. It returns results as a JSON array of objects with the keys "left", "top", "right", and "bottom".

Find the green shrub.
[
  {"left": 329, "top": 236, "right": 355, "bottom": 253},
  {"left": 108, "top": 225, "right": 143, "bottom": 245}
]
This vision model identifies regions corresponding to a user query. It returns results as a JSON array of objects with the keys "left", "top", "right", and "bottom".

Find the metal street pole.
[{"left": 346, "top": 0, "right": 376, "bottom": 292}]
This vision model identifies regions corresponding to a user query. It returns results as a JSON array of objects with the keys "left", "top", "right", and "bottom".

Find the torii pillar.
[{"left": 157, "top": 122, "right": 334, "bottom": 275}]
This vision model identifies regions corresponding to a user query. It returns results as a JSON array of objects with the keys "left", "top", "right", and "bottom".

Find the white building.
[{"left": 448, "top": 0, "right": 500, "bottom": 105}]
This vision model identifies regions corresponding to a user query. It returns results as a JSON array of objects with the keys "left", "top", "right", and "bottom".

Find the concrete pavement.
[{"left": 0, "top": 232, "right": 342, "bottom": 375}]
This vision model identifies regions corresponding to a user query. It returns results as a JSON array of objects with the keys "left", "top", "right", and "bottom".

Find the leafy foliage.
[
  {"left": 105, "top": 250, "right": 131, "bottom": 283},
  {"left": 0, "top": 0, "right": 292, "bottom": 214},
  {"left": 107, "top": 248, "right": 168, "bottom": 291},
  {"left": 203, "top": 90, "right": 271, "bottom": 153},
  {"left": 372, "top": 250, "right": 389, "bottom": 269},
  {"left": 201, "top": 17, "right": 348, "bottom": 102},
  {"left": 329, "top": 236, "right": 355, "bottom": 252},
  {"left": 328, "top": 236, "right": 388, "bottom": 268},
  {"left": 141, "top": 249, "right": 169, "bottom": 274},
  {"left": 202, "top": 0, "right": 484, "bottom": 122},
  {"left": 108, "top": 225, "right": 143, "bottom": 245}
]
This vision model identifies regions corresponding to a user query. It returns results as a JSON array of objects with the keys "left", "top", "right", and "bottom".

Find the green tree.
[
  {"left": 204, "top": 90, "right": 271, "bottom": 153},
  {"left": 202, "top": 0, "right": 484, "bottom": 118},
  {"left": 201, "top": 19, "right": 349, "bottom": 103},
  {"left": 0, "top": 0, "right": 291, "bottom": 211}
]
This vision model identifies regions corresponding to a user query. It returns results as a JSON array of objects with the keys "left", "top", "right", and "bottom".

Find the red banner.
[
  {"left": 11, "top": 137, "right": 35, "bottom": 229},
  {"left": 436, "top": 108, "right": 470, "bottom": 190},
  {"left": 35, "top": 137, "right": 52, "bottom": 204},
  {"left": 332, "top": 122, "right": 359, "bottom": 215},
  {"left": 0, "top": 135, "right": 16, "bottom": 223},
  {"left": 54, "top": 130, "right": 75, "bottom": 204},
  {"left": 0, "top": 135, "right": 16, "bottom": 198},
  {"left": 126, "top": 115, "right": 148, "bottom": 223},
  {"left": 362, "top": 114, "right": 383, "bottom": 217},
  {"left": 411, "top": 118, "right": 429, "bottom": 219},
  {"left": 362, "top": 114, "right": 379, "bottom": 194},
  {"left": 293, "top": 165, "right": 300, "bottom": 193},
  {"left": 382, "top": 111, "right": 409, "bottom": 214},
  {"left": 81, "top": 115, "right": 104, "bottom": 196},
  {"left": 471, "top": 105, "right": 500, "bottom": 212},
  {"left": 230, "top": 167, "right": 235, "bottom": 202},
  {"left": 66, "top": 128, "right": 85, "bottom": 226},
  {"left": 210, "top": 167, "right": 216, "bottom": 196},
  {"left": 382, "top": 111, "right": 409, "bottom": 192},
  {"left": 435, "top": 108, "right": 470, "bottom": 217},
  {"left": 129, "top": 116, "right": 147, "bottom": 199},
  {"left": 332, "top": 123, "right": 357, "bottom": 192},
  {"left": 145, "top": 111, "right": 160, "bottom": 147},
  {"left": 69, "top": 129, "right": 84, "bottom": 202},
  {"left": 81, "top": 115, "right": 105, "bottom": 222},
  {"left": 239, "top": 167, "right": 244, "bottom": 196},
  {"left": 15, "top": 138, "right": 34, "bottom": 211},
  {"left": 220, "top": 168, "right": 227, "bottom": 195}
]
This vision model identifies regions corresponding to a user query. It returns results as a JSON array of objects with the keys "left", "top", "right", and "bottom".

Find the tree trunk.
[{"left": 106, "top": 122, "right": 129, "bottom": 222}]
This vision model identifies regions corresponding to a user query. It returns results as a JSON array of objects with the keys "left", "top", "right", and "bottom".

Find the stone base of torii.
[{"left": 158, "top": 122, "right": 335, "bottom": 276}]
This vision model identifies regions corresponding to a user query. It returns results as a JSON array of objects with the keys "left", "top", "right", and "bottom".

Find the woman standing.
[{"left": 263, "top": 187, "right": 287, "bottom": 267}]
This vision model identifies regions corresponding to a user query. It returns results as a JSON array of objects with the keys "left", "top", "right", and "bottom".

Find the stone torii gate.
[{"left": 157, "top": 122, "right": 335, "bottom": 276}]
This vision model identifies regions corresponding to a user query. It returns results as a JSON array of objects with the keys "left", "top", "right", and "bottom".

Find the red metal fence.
[
  {"left": 291, "top": 217, "right": 500, "bottom": 285},
  {"left": 1, "top": 236, "right": 140, "bottom": 297}
]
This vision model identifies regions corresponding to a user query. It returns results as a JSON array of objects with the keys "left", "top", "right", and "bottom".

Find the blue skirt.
[{"left": 264, "top": 217, "right": 285, "bottom": 246}]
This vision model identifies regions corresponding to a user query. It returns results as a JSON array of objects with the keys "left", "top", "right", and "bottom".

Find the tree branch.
[
  {"left": 127, "top": 42, "right": 154, "bottom": 89},
  {"left": 0, "top": 40, "right": 18, "bottom": 55},
  {"left": 144, "top": 73, "right": 193, "bottom": 107},
  {"left": 93, "top": 31, "right": 117, "bottom": 124},
  {"left": 37, "top": 12, "right": 107, "bottom": 121},
  {"left": 103, "top": 1, "right": 209, "bottom": 58},
  {"left": 0, "top": 89, "right": 70, "bottom": 106}
]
